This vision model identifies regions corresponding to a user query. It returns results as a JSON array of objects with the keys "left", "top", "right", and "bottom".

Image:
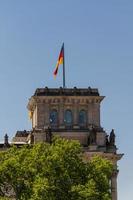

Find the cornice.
[
  {"left": 27, "top": 96, "right": 105, "bottom": 108},
  {"left": 84, "top": 152, "right": 124, "bottom": 163}
]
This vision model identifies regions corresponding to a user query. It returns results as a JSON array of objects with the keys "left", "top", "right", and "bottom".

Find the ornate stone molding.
[{"left": 84, "top": 151, "right": 123, "bottom": 164}]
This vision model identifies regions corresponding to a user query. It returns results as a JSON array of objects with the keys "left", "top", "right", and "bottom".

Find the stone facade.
[
  {"left": 0, "top": 87, "right": 123, "bottom": 200},
  {"left": 28, "top": 87, "right": 103, "bottom": 130}
]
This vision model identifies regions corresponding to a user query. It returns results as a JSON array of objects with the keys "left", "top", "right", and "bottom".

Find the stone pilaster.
[
  {"left": 97, "top": 103, "right": 100, "bottom": 126},
  {"left": 92, "top": 102, "right": 100, "bottom": 127},
  {"left": 59, "top": 100, "right": 64, "bottom": 127},
  {"left": 88, "top": 103, "right": 93, "bottom": 125},
  {"left": 111, "top": 170, "right": 118, "bottom": 200},
  {"left": 44, "top": 102, "right": 49, "bottom": 127},
  {"left": 96, "top": 131, "right": 106, "bottom": 146},
  {"left": 73, "top": 102, "right": 78, "bottom": 125}
]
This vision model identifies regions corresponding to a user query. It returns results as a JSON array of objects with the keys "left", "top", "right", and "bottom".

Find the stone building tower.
[
  {"left": 26, "top": 86, "right": 123, "bottom": 200},
  {"left": 8, "top": 86, "right": 123, "bottom": 200}
]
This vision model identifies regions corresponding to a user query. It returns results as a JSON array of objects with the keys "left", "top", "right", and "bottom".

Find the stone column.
[{"left": 111, "top": 170, "right": 118, "bottom": 200}]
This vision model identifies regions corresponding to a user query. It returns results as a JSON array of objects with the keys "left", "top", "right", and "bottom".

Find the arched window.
[
  {"left": 79, "top": 110, "right": 87, "bottom": 127},
  {"left": 50, "top": 109, "right": 58, "bottom": 125},
  {"left": 64, "top": 109, "right": 73, "bottom": 126}
]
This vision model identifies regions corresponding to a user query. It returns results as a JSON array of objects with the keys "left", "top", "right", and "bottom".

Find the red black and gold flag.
[{"left": 53, "top": 44, "right": 64, "bottom": 77}]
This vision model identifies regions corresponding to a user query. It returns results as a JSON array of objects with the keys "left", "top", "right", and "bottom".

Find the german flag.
[{"left": 53, "top": 44, "right": 64, "bottom": 77}]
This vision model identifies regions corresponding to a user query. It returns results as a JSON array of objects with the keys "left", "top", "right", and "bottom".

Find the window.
[
  {"left": 79, "top": 110, "right": 87, "bottom": 127},
  {"left": 64, "top": 110, "right": 72, "bottom": 126},
  {"left": 50, "top": 110, "right": 58, "bottom": 125}
]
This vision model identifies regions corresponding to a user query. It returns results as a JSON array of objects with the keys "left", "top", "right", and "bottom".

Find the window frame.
[
  {"left": 64, "top": 109, "right": 73, "bottom": 127},
  {"left": 79, "top": 109, "right": 87, "bottom": 127},
  {"left": 49, "top": 109, "right": 58, "bottom": 126}
]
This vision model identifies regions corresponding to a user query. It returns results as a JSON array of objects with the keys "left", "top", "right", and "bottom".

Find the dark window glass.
[
  {"left": 64, "top": 110, "right": 72, "bottom": 125},
  {"left": 79, "top": 110, "right": 87, "bottom": 126},
  {"left": 50, "top": 110, "right": 58, "bottom": 125}
]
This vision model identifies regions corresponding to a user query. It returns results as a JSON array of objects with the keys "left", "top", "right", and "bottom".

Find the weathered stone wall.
[{"left": 30, "top": 96, "right": 103, "bottom": 129}]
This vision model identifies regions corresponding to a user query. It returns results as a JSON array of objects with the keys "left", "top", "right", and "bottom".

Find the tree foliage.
[{"left": 0, "top": 137, "right": 113, "bottom": 200}]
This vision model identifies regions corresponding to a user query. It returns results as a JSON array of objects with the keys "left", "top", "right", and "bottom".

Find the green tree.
[{"left": 0, "top": 137, "right": 113, "bottom": 200}]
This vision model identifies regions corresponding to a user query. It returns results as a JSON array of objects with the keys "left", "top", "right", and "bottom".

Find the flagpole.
[{"left": 63, "top": 43, "right": 66, "bottom": 88}]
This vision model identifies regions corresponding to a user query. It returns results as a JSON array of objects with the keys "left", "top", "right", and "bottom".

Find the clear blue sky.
[{"left": 0, "top": 0, "right": 132, "bottom": 199}]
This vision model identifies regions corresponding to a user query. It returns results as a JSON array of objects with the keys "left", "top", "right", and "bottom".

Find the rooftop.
[{"left": 34, "top": 87, "right": 100, "bottom": 97}]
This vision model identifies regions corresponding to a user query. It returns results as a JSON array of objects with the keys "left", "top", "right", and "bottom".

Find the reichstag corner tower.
[{"left": 9, "top": 86, "right": 123, "bottom": 200}]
